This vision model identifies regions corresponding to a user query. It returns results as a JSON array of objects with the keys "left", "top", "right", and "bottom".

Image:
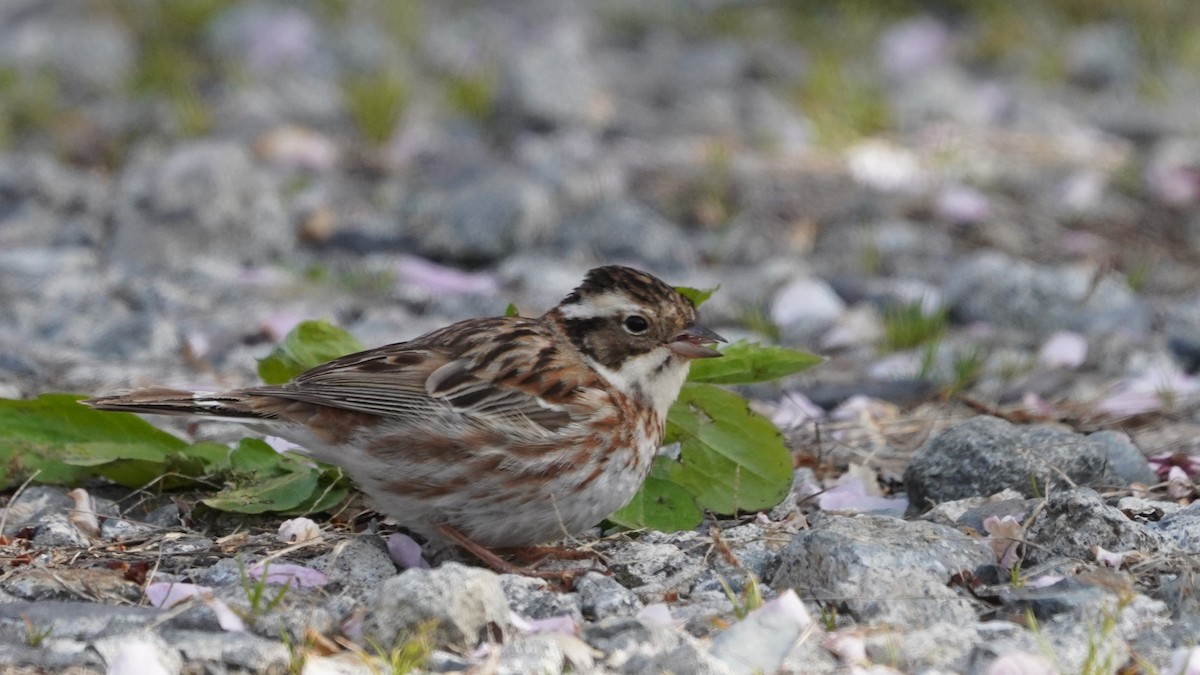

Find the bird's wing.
[{"left": 250, "top": 319, "right": 584, "bottom": 435}]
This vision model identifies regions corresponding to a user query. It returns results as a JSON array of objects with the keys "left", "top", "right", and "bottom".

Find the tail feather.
[{"left": 82, "top": 387, "right": 277, "bottom": 420}]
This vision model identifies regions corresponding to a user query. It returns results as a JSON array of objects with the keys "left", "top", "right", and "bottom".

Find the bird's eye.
[{"left": 623, "top": 315, "right": 649, "bottom": 334}]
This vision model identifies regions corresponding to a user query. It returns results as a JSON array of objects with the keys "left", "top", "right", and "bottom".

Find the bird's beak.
[{"left": 667, "top": 323, "right": 726, "bottom": 359}]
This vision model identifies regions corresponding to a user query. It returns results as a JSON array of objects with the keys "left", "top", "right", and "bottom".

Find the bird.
[{"left": 85, "top": 265, "right": 724, "bottom": 557}]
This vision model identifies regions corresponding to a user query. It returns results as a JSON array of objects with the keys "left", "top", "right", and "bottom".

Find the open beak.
[{"left": 667, "top": 323, "right": 726, "bottom": 359}]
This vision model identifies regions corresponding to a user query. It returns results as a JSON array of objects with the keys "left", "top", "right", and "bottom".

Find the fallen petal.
[
  {"left": 207, "top": 598, "right": 247, "bottom": 632},
  {"left": 277, "top": 517, "right": 322, "bottom": 544},
  {"left": 637, "top": 603, "right": 674, "bottom": 626},
  {"left": 1038, "top": 331, "right": 1087, "bottom": 369},
  {"left": 145, "top": 581, "right": 210, "bottom": 608},
  {"left": 249, "top": 562, "right": 329, "bottom": 589},
  {"left": 66, "top": 488, "right": 100, "bottom": 539},
  {"left": 386, "top": 533, "right": 431, "bottom": 569}
]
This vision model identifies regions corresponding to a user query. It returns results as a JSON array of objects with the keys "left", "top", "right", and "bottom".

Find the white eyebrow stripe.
[{"left": 557, "top": 292, "right": 644, "bottom": 319}]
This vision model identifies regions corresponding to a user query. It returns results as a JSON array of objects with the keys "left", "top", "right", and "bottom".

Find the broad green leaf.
[
  {"left": 58, "top": 440, "right": 232, "bottom": 489},
  {"left": 609, "top": 470, "right": 703, "bottom": 531},
  {"left": 229, "top": 438, "right": 285, "bottom": 474},
  {"left": 661, "top": 383, "right": 792, "bottom": 514},
  {"left": 675, "top": 285, "right": 718, "bottom": 308},
  {"left": 687, "top": 341, "right": 822, "bottom": 384},
  {"left": 203, "top": 469, "right": 320, "bottom": 513},
  {"left": 178, "top": 441, "right": 236, "bottom": 472},
  {"left": 504, "top": 303, "right": 520, "bottom": 317},
  {"left": 0, "top": 394, "right": 189, "bottom": 487},
  {"left": 0, "top": 394, "right": 188, "bottom": 449},
  {"left": 257, "top": 320, "right": 364, "bottom": 385},
  {"left": 287, "top": 473, "right": 350, "bottom": 515}
]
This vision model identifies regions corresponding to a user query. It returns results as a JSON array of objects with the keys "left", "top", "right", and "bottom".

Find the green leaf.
[
  {"left": 229, "top": 438, "right": 285, "bottom": 475},
  {"left": 687, "top": 341, "right": 822, "bottom": 384},
  {"left": 675, "top": 285, "right": 719, "bottom": 308},
  {"left": 203, "top": 469, "right": 320, "bottom": 514},
  {"left": 504, "top": 303, "right": 519, "bottom": 317},
  {"left": 257, "top": 320, "right": 364, "bottom": 385},
  {"left": 608, "top": 470, "right": 703, "bottom": 531},
  {"left": 287, "top": 471, "right": 350, "bottom": 515},
  {"left": 661, "top": 383, "right": 792, "bottom": 514},
  {"left": 0, "top": 394, "right": 189, "bottom": 488}
]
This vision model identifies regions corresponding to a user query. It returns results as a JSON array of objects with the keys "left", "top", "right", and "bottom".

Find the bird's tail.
[{"left": 82, "top": 387, "right": 276, "bottom": 420}]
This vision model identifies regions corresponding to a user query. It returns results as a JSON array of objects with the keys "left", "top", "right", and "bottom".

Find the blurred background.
[{"left": 2, "top": 0, "right": 1200, "bottom": 405}]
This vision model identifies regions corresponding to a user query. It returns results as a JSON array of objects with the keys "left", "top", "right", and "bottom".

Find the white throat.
[{"left": 586, "top": 348, "right": 691, "bottom": 420}]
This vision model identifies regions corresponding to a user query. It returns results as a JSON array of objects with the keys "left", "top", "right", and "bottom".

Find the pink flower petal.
[
  {"left": 771, "top": 393, "right": 824, "bottom": 429},
  {"left": 512, "top": 613, "right": 580, "bottom": 635},
  {"left": 107, "top": 639, "right": 172, "bottom": 675},
  {"left": 746, "top": 588, "right": 811, "bottom": 629},
  {"left": 1094, "top": 546, "right": 1132, "bottom": 569},
  {"left": 277, "top": 517, "right": 321, "bottom": 544},
  {"left": 1026, "top": 574, "right": 1064, "bottom": 588},
  {"left": 817, "top": 476, "right": 908, "bottom": 515},
  {"left": 1170, "top": 647, "right": 1200, "bottom": 675},
  {"left": 386, "top": 533, "right": 430, "bottom": 569},
  {"left": 249, "top": 562, "right": 329, "bottom": 589},
  {"left": 1037, "top": 331, "right": 1087, "bottom": 369},
  {"left": 637, "top": 603, "right": 675, "bottom": 626},
  {"left": 145, "top": 581, "right": 210, "bottom": 608},
  {"left": 935, "top": 184, "right": 991, "bottom": 224},
  {"left": 982, "top": 515, "right": 1023, "bottom": 568},
  {"left": 396, "top": 256, "right": 500, "bottom": 296},
  {"left": 209, "top": 598, "right": 247, "bottom": 632}
]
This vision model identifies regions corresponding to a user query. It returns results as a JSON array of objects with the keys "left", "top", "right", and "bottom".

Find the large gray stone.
[
  {"left": 363, "top": 562, "right": 511, "bottom": 650},
  {"left": 905, "top": 416, "right": 1141, "bottom": 512},
  {"left": 772, "top": 513, "right": 992, "bottom": 626}
]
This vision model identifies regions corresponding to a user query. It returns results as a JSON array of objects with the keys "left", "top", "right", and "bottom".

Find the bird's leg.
[
  {"left": 500, "top": 545, "right": 606, "bottom": 565},
  {"left": 436, "top": 524, "right": 583, "bottom": 585}
]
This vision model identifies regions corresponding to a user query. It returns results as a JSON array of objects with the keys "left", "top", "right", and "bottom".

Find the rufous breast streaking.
[{"left": 85, "top": 265, "right": 724, "bottom": 549}]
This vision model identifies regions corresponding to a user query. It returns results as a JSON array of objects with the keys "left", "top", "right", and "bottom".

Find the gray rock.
[
  {"left": 498, "top": 13, "right": 606, "bottom": 130},
  {"left": 1025, "top": 489, "right": 1177, "bottom": 565},
  {"left": 0, "top": 486, "right": 74, "bottom": 536},
  {"left": 1066, "top": 23, "right": 1138, "bottom": 90},
  {"left": 363, "top": 562, "right": 511, "bottom": 650},
  {"left": 583, "top": 616, "right": 726, "bottom": 674},
  {"left": 575, "top": 571, "right": 643, "bottom": 621},
  {"left": 0, "top": 15, "right": 134, "bottom": 93},
  {"left": 495, "top": 633, "right": 592, "bottom": 675},
  {"left": 770, "top": 276, "right": 846, "bottom": 345},
  {"left": 501, "top": 574, "right": 583, "bottom": 623},
  {"left": 1090, "top": 430, "right": 1158, "bottom": 486},
  {"left": 551, "top": 199, "right": 699, "bottom": 271},
  {"left": 161, "top": 628, "right": 292, "bottom": 672},
  {"left": 0, "top": 601, "right": 160, "bottom": 641},
  {"left": 0, "top": 154, "right": 111, "bottom": 248},
  {"left": 111, "top": 141, "right": 292, "bottom": 271},
  {"left": 1153, "top": 503, "right": 1200, "bottom": 552},
  {"left": 0, "top": 642, "right": 102, "bottom": 671},
  {"left": 400, "top": 169, "right": 555, "bottom": 264},
  {"left": 864, "top": 622, "right": 980, "bottom": 673},
  {"left": 904, "top": 416, "right": 1139, "bottom": 512},
  {"left": 772, "top": 513, "right": 992, "bottom": 625},
  {"left": 630, "top": 640, "right": 739, "bottom": 675},
  {"left": 604, "top": 535, "right": 707, "bottom": 602},
  {"left": 29, "top": 514, "right": 90, "bottom": 547},
  {"left": 710, "top": 592, "right": 829, "bottom": 675},
  {"left": 312, "top": 537, "right": 397, "bottom": 592},
  {"left": 943, "top": 251, "right": 1150, "bottom": 337}
]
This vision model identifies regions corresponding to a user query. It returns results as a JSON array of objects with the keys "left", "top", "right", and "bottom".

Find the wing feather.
[{"left": 249, "top": 319, "right": 577, "bottom": 435}]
